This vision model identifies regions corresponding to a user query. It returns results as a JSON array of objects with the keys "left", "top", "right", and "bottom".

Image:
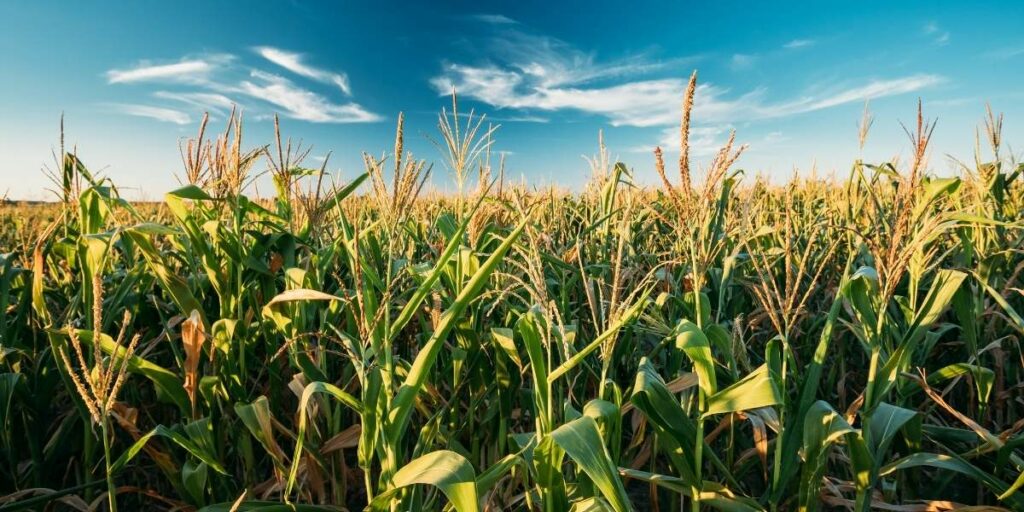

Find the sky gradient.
[{"left": 2, "top": 1, "right": 1023, "bottom": 200}]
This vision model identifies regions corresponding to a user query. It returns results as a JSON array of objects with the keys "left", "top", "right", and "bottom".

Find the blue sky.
[{"left": 2, "top": 1, "right": 1024, "bottom": 200}]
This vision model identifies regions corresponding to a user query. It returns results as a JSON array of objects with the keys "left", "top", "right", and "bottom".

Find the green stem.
[
  {"left": 770, "top": 340, "right": 788, "bottom": 512},
  {"left": 101, "top": 417, "right": 117, "bottom": 512},
  {"left": 693, "top": 404, "right": 704, "bottom": 512}
]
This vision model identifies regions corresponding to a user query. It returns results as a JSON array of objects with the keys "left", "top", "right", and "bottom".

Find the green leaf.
[
  {"left": 675, "top": 320, "right": 717, "bottom": 397},
  {"left": 490, "top": 327, "right": 522, "bottom": 370},
  {"left": 618, "top": 468, "right": 763, "bottom": 512},
  {"left": 913, "top": 177, "right": 960, "bottom": 220},
  {"left": 927, "top": 363, "right": 994, "bottom": 405},
  {"left": 799, "top": 401, "right": 869, "bottom": 512},
  {"left": 285, "top": 382, "right": 362, "bottom": 498},
  {"left": 387, "top": 215, "right": 528, "bottom": 447},
  {"left": 845, "top": 267, "right": 880, "bottom": 345},
  {"left": 0, "top": 373, "right": 23, "bottom": 434},
  {"left": 871, "top": 269, "right": 966, "bottom": 407},
  {"left": 235, "top": 396, "right": 287, "bottom": 469},
  {"left": 165, "top": 185, "right": 216, "bottom": 222},
  {"left": 369, "top": 450, "right": 479, "bottom": 512},
  {"left": 548, "top": 293, "right": 650, "bottom": 383},
  {"left": 182, "top": 460, "right": 208, "bottom": 505},
  {"left": 703, "top": 365, "right": 781, "bottom": 418},
  {"left": 905, "top": 270, "right": 968, "bottom": 342},
  {"left": 261, "top": 288, "right": 347, "bottom": 334},
  {"left": 631, "top": 358, "right": 698, "bottom": 482},
  {"left": 550, "top": 416, "right": 632, "bottom": 512},
  {"left": 388, "top": 187, "right": 492, "bottom": 341},
  {"left": 321, "top": 172, "right": 368, "bottom": 212},
  {"left": 571, "top": 497, "right": 615, "bottom": 512},
  {"left": 476, "top": 451, "right": 525, "bottom": 495},
  {"left": 111, "top": 420, "right": 228, "bottom": 476},
  {"left": 881, "top": 452, "right": 1024, "bottom": 507},
  {"left": 975, "top": 273, "right": 1024, "bottom": 336},
  {"left": 866, "top": 402, "right": 918, "bottom": 461},
  {"left": 518, "top": 308, "right": 552, "bottom": 431},
  {"left": 124, "top": 229, "right": 206, "bottom": 324}
]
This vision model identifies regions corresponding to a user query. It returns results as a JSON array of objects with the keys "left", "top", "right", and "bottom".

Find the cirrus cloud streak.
[{"left": 104, "top": 49, "right": 380, "bottom": 124}]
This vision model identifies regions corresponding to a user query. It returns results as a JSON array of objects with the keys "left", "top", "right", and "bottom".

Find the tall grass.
[{"left": 1, "top": 80, "right": 1023, "bottom": 511}]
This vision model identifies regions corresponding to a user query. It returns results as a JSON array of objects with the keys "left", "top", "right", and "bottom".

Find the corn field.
[{"left": 1, "top": 84, "right": 1023, "bottom": 511}]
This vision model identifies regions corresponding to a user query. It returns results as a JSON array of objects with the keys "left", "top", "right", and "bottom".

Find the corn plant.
[{"left": 1, "top": 84, "right": 1023, "bottom": 512}]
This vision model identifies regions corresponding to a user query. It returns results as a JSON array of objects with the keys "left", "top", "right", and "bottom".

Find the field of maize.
[{"left": 1, "top": 80, "right": 1023, "bottom": 511}]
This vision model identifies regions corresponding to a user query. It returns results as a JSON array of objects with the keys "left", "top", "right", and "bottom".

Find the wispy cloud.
[
  {"left": 770, "top": 74, "right": 942, "bottom": 114},
  {"left": 783, "top": 39, "right": 815, "bottom": 49},
  {"left": 254, "top": 46, "right": 351, "bottom": 95},
  {"left": 638, "top": 124, "right": 733, "bottom": 156},
  {"left": 105, "top": 49, "right": 380, "bottom": 124},
  {"left": 636, "top": 126, "right": 790, "bottom": 156},
  {"left": 469, "top": 13, "right": 517, "bottom": 24},
  {"left": 108, "top": 104, "right": 191, "bottom": 124},
  {"left": 153, "top": 91, "right": 237, "bottom": 117},
  {"left": 479, "top": 28, "right": 698, "bottom": 89},
  {"left": 923, "top": 22, "right": 950, "bottom": 46},
  {"left": 437, "top": 23, "right": 942, "bottom": 165},
  {"left": 430, "top": 25, "right": 706, "bottom": 127},
  {"left": 106, "top": 56, "right": 230, "bottom": 84},
  {"left": 432, "top": 27, "right": 943, "bottom": 128},
  {"left": 433, "top": 67, "right": 687, "bottom": 127},
  {"left": 235, "top": 70, "right": 380, "bottom": 123}
]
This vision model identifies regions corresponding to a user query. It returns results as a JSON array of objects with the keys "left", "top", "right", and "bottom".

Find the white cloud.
[
  {"left": 434, "top": 58, "right": 943, "bottom": 128},
  {"left": 637, "top": 124, "right": 732, "bottom": 156},
  {"left": 923, "top": 22, "right": 950, "bottom": 46},
  {"left": 428, "top": 26, "right": 703, "bottom": 127},
  {"left": 235, "top": 70, "right": 380, "bottom": 123},
  {"left": 433, "top": 67, "right": 684, "bottom": 127},
  {"left": 254, "top": 46, "right": 351, "bottom": 95},
  {"left": 469, "top": 14, "right": 517, "bottom": 24},
  {"left": 484, "top": 29, "right": 698, "bottom": 89},
  {"left": 106, "top": 50, "right": 380, "bottom": 124},
  {"left": 763, "top": 74, "right": 944, "bottom": 115},
  {"left": 109, "top": 104, "right": 191, "bottom": 124},
  {"left": 439, "top": 64, "right": 942, "bottom": 169},
  {"left": 154, "top": 91, "right": 237, "bottom": 116},
  {"left": 432, "top": 25, "right": 940, "bottom": 130},
  {"left": 106, "top": 56, "right": 230, "bottom": 84},
  {"left": 635, "top": 126, "right": 789, "bottom": 158},
  {"left": 783, "top": 39, "right": 815, "bottom": 49}
]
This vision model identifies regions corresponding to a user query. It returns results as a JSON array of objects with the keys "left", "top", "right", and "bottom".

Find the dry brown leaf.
[{"left": 182, "top": 309, "right": 207, "bottom": 417}]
